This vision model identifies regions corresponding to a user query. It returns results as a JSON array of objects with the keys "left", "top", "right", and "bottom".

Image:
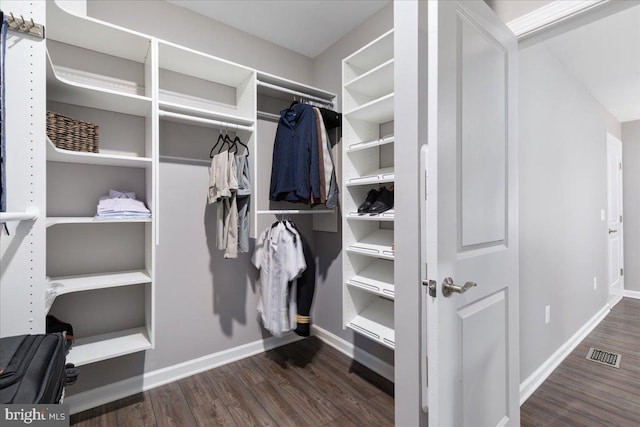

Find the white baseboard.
[
  {"left": 623, "top": 290, "right": 640, "bottom": 300},
  {"left": 311, "top": 325, "right": 394, "bottom": 382},
  {"left": 519, "top": 303, "right": 610, "bottom": 405},
  {"left": 66, "top": 326, "right": 393, "bottom": 415},
  {"left": 66, "top": 333, "right": 304, "bottom": 415}
]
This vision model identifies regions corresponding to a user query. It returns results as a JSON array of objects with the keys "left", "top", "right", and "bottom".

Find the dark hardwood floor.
[
  {"left": 71, "top": 337, "right": 394, "bottom": 427},
  {"left": 522, "top": 297, "right": 640, "bottom": 427}
]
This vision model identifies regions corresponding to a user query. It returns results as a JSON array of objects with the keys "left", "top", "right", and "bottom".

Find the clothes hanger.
[
  {"left": 233, "top": 133, "right": 249, "bottom": 157},
  {"left": 210, "top": 128, "right": 225, "bottom": 158}
]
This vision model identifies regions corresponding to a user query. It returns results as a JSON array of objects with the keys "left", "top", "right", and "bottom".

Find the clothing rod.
[
  {"left": 0, "top": 207, "right": 39, "bottom": 222},
  {"left": 257, "top": 111, "right": 281, "bottom": 122},
  {"left": 257, "top": 209, "right": 335, "bottom": 215},
  {"left": 159, "top": 155, "right": 210, "bottom": 166},
  {"left": 4, "top": 12, "right": 45, "bottom": 39},
  {"left": 158, "top": 110, "right": 254, "bottom": 133},
  {"left": 257, "top": 81, "right": 334, "bottom": 106}
]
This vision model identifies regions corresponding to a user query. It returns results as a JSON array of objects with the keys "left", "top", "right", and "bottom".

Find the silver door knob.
[
  {"left": 609, "top": 229, "right": 618, "bottom": 234},
  {"left": 442, "top": 277, "right": 477, "bottom": 297}
]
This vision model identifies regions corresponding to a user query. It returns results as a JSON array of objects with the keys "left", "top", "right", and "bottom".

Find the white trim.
[
  {"left": 623, "top": 290, "right": 640, "bottom": 300},
  {"left": 519, "top": 303, "right": 610, "bottom": 405},
  {"left": 65, "top": 333, "right": 303, "bottom": 415},
  {"left": 507, "top": 0, "right": 608, "bottom": 39},
  {"left": 311, "top": 325, "right": 395, "bottom": 382},
  {"left": 66, "top": 326, "right": 394, "bottom": 415}
]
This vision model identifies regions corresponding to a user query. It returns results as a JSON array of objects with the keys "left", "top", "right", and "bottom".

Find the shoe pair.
[{"left": 358, "top": 186, "right": 394, "bottom": 214}]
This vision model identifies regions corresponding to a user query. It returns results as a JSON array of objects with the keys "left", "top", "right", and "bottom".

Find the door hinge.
[
  {"left": 620, "top": 215, "right": 623, "bottom": 223},
  {"left": 620, "top": 162, "right": 623, "bottom": 170},
  {"left": 621, "top": 268, "right": 624, "bottom": 276}
]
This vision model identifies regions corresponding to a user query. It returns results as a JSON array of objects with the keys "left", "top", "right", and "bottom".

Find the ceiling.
[
  {"left": 166, "top": 0, "right": 390, "bottom": 59},
  {"left": 544, "top": 4, "right": 640, "bottom": 123}
]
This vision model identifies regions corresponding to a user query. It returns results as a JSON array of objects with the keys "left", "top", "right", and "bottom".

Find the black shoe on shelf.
[
  {"left": 358, "top": 188, "right": 380, "bottom": 213},
  {"left": 368, "top": 186, "right": 394, "bottom": 214}
]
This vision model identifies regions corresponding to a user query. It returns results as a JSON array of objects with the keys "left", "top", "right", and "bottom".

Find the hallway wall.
[
  {"left": 519, "top": 42, "right": 621, "bottom": 380},
  {"left": 622, "top": 120, "right": 640, "bottom": 292}
]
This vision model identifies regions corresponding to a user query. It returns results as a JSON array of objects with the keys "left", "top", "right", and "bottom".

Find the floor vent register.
[{"left": 585, "top": 347, "right": 621, "bottom": 368}]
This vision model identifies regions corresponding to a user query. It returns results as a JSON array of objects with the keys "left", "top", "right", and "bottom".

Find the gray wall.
[
  {"left": 623, "top": 120, "right": 640, "bottom": 292},
  {"left": 519, "top": 42, "right": 621, "bottom": 380},
  {"left": 87, "top": 0, "right": 313, "bottom": 85},
  {"left": 310, "top": 3, "right": 395, "bottom": 365}
]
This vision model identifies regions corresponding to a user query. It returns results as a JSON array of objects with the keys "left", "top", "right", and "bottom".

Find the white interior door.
[
  {"left": 425, "top": 1, "right": 519, "bottom": 426},
  {"left": 607, "top": 132, "right": 624, "bottom": 305}
]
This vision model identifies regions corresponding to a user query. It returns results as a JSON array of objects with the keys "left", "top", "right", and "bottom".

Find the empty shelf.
[
  {"left": 347, "top": 210, "right": 394, "bottom": 221},
  {"left": 346, "top": 167, "right": 395, "bottom": 186},
  {"left": 66, "top": 327, "right": 151, "bottom": 366},
  {"left": 347, "top": 261, "right": 394, "bottom": 299},
  {"left": 347, "top": 299, "right": 395, "bottom": 350},
  {"left": 345, "top": 93, "right": 394, "bottom": 123},
  {"left": 344, "top": 29, "right": 394, "bottom": 82},
  {"left": 46, "top": 137, "right": 152, "bottom": 168},
  {"left": 344, "top": 59, "right": 394, "bottom": 99},
  {"left": 47, "top": 54, "right": 151, "bottom": 117},
  {"left": 347, "top": 135, "right": 394, "bottom": 153},
  {"left": 48, "top": 270, "right": 151, "bottom": 297},
  {"left": 158, "top": 99, "right": 255, "bottom": 128},
  {"left": 46, "top": 217, "right": 152, "bottom": 228},
  {"left": 347, "top": 229, "right": 394, "bottom": 260}
]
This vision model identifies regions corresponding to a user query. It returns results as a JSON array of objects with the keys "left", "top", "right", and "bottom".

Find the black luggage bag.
[{"left": 0, "top": 333, "right": 68, "bottom": 404}]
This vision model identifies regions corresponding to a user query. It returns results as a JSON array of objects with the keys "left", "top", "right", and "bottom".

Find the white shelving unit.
[
  {"left": 342, "top": 30, "right": 396, "bottom": 350},
  {"left": 45, "top": 0, "right": 156, "bottom": 366}
]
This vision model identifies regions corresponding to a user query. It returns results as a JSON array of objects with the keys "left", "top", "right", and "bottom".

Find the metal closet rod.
[
  {"left": 257, "top": 209, "right": 335, "bottom": 215},
  {"left": 257, "top": 81, "right": 334, "bottom": 107},
  {"left": 0, "top": 207, "right": 39, "bottom": 222},
  {"left": 158, "top": 110, "right": 254, "bottom": 133}
]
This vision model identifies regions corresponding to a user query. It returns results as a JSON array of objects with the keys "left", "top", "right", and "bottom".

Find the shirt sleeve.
[
  {"left": 251, "top": 228, "right": 268, "bottom": 269},
  {"left": 285, "top": 229, "right": 307, "bottom": 281}
]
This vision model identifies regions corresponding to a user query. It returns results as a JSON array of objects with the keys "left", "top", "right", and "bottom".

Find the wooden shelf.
[
  {"left": 344, "top": 59, "right": 394, "bottom": 99},
  {"left": 48, "top": 270, "right": 151, "bottom": 297},
  {"left": 347, "top": 299, "right": 395, "bottom": 350},
  {"left": 346, "top": 229, "right": 394, "bottom": 260},
  {"left": 347, "top": 210, "right": 394, "bottom": 222},
  {"left": 346, "top": 167, "right": 395, "bottom": 187},
  {"left": 159, "top": 40, "right": 254, "bottom": 88},
  {"left": 345, "top": 93, "right": 395, "bottom": 123},
  {"left": 347, "top": 136, "right": 394, "bottom": 153},
  {"left": 46, "top": 138, "right": 152, "bottom": 168},
  {"left": 347, "top": 261, "right": 394, "bottom": 299},
  {"left": 46, "top": 217, "right": 152, "bottom": 228},
  {"left": 47, "top": 1, "right": 151, "bottom": 63},
  {"left": 344, "top": 30, "right": 394, "bottom": 83},
  {"left": 66, "top": 327, "right": 151, "bottom": 366},
  {"left": 46, "top": 53, "right": 152, "bottom": 117}
]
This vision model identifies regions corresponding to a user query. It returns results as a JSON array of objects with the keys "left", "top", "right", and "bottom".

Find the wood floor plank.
[
  {"left": 297, "top": 337, "right": 394, "bottom": 398},
  {"left": 149, "top": 382, "right": 198, "bottom": 427},
  {"left": 368, "top": 392, "right": 395, "bottom": 423},
  {"left": 70, "top": 402, "right": 118, "bottom": 427},
  {"left": 280, "top": 343, "right": 391, "bottom": 427},
  {"left": 249, "top": 344, "right": 345, "bottom": 425},
  {"left": 323, "top": 415, "right": 361, "bottom": 427},
  {"left": 178, "top": 373, "right": 237, "bottom": 427},
  {"left": 230, "top": 356, "right": 267, "bottom": 387},
  {"left": 204, "top": 364, "right": 278, "bottom": 427},
  {"left": 114, "top": 392, "right": 157, "bottom": 427}
]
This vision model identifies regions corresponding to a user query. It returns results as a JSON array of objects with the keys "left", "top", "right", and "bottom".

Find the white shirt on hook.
[{"left": 251, "top": 221, "right": 306, "bottom": 337}]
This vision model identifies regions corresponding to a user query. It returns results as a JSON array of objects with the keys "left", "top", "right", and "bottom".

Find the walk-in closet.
[{"left": 1, "top": 0, "right": 523, "bottom": 425}]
